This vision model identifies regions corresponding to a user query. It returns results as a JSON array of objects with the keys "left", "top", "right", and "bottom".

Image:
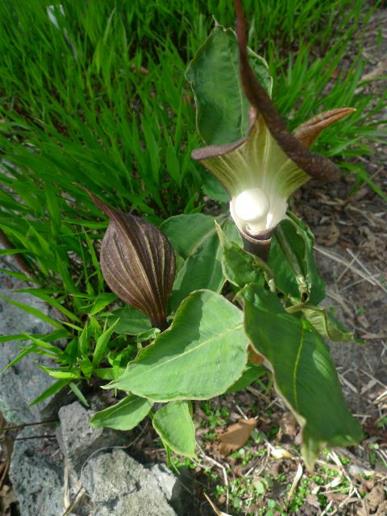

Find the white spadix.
[{"left": 232, "top": 188, "right": 269, "bottom": 235}]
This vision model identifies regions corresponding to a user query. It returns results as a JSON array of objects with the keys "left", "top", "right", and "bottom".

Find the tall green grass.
[{"left": 0, "top": 0, "right": 384, "bottom": 308}]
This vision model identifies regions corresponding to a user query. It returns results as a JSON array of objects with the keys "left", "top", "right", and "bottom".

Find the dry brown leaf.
[
  {"left": 218, "top": 417, "right": 256, "bottom": 455},
  {"left": 315, "top": 222, "right": 340, "bottom": 247},
  {"left": 0, "top": 484, "right": 17, "bottom": 515},
  {"left": 279, "top": 412, "right": 298, "bottom": 439}
]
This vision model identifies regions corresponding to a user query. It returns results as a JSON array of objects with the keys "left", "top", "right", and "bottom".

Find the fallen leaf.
[
  {"left": 268, "top": 444, "right": 294, "bottom": 460},
  {"left": 287, "top": 463, "right": 303, "bottom": 500},
  {"left": 364, "top": 485, "right": 386, "bottom": 512},
  {"left": 218, "top": 417, "right": 256, "bottom": 455}
]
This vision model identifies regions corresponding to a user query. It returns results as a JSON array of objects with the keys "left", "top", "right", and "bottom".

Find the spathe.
[{"left": 90, "top": 193, "right": 176, "bottom": 330}]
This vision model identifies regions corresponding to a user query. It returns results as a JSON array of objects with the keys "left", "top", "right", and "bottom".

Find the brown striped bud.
[{"left": 90, "top": 194, "right": 176, "bottom": 330}]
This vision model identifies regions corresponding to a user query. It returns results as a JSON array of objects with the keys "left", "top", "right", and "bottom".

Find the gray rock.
[
  {"left": 81, "top": 449, "right": 177, "bottom": 516},
  {"left": 9, "top": 425, "right": 64, "bottom": 516},
  {"left": 150, "top": 463, "right": 187, "bottom": 514},
  {"left": 57, "top": 401, "right": 128, "bottom": 473},
  {"left": 0, "top": 270, "right": 56, "bottom": 423}
]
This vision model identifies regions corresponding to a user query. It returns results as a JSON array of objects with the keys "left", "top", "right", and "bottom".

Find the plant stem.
[{"left": 240, "top": 229, "right": 272, "bottom": 262}]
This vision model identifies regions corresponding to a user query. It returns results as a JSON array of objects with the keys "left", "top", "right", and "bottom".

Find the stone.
[
  {"left": 0, "top": 269, "right": 56, "bottom": 423},
  {"left": 149, "top": 463, "right": 187, "bottom": 515},
  {"left": 81, "top": 449, "right": 177, "bottom": 516},
  {"left": 57, "top": 401, "right": 128, "bottom": 473},
  {"left": 9, "top": 425, "right": 64, "bottom": 516}
]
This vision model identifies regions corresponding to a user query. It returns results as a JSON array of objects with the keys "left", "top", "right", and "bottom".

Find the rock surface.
[
  {"left": 9, "top": 426, "right": 64, "bottom": 516},
  {"left": 81, "top": 449, "right": 177, "bottom": 516},
  {"left": 1, "top": 259, "right": 185, "bottom": 516},
  {"left": 0, "top": 269, "right": 56, "bottom": 423},
  {"left": 8, "top": 399, "right": 183, "bottom": 515},
  {"left": 57, "top": 401, "right": 127, "bottom": 473}
]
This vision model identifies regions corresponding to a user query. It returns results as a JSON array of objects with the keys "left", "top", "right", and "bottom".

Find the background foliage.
[{"left": 0, "top": 0, "right": 383, "bottom": 309}]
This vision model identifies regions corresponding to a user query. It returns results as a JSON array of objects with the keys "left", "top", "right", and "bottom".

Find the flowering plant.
[
  {"left": 88, "top": 1, "right": 363, "bottom": 469},
  {"left": 189, "top": 0, "right": 354, "bottom": 258}
]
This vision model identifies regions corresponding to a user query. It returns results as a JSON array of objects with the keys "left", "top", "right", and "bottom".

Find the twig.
[
  {"left": 2, "top": 418, "right": 58, "bottom": 433},
  {"left": 315, "top": 245, "right": 386, "bottom": 292},
  {"left": 62, "top": 486, "right": 86, "bottom": 516},
  {"left": 197, "top": 444, "right": 230, "bottom": 509},
  {"left": 336, "top": 255, "right": 357, "bottom": 284},
  {"left": 287, "top": 462, "right": 303, "bottom": 501},
  {"left": 14, "top": 434, "right": 57, "bottom": 441},
  {"left": 346, "top": 248, "right": 387, "bottom": 294}
]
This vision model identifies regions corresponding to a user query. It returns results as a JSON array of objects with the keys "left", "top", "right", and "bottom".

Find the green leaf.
[
  {"left": 94, "top": 368, "right": 115, "bottom": 381},
  {"left": 135, "top": 327, "right": 160, "bottom": 343},
  {"left": 1, "top": 344, "right": 37, "bottom": 372},
  {"left": 40, "top": 366, "right": 80, "bottom": 380},
  {"left": 201, "top": 173, "right": 229, "bottom": 203},
  {"left": 79, "top": 356, "right": 93, "bottom": 379},
  {"left": 69, "top": 382, "right": 89, "bottom": 407},
  {"left": 92, "top": 319, "right": 119, "bottom": 368},
  {"left": 243, "top": 284, "right": 363, "bottom": 469},
  {"left": 112, "top": 305, "right": 152, "bottom": 335},
  {"left": 153, "top": 401, "right": 196, "bottom": 457},
  {"left": 216, "top": 221, "right": 270, "bottom": 288},
  {"left": 89, "top": 292, "right": 117, "bottom": 315},
  {"left": 162, "top": 215, "right": 227, "bottom": 311},
  {"left": 0, "top": 248, "right": 28, "bottom": 256},
  {"left": 161, "top": 213, "right": 216, "bottom": 259},
  {"left": 268, "top": 215, "right": 325, "bottom": 304},
  {"left": 302, "top": 307, "right": 355, "bottom": 342},
  {"left": 109, "top": 290, "right": 248, "bottom": 401},
  {"left": 30, "top": 379, "right": 70, "bottom": 406},
  {"left": 226, "top": 364, "right": 266, "bottom": 393},
  {"left": 187, "top": 26, "right": 272, "bottom": 146},
  {"left": 16, "top": 288, "right": 80, "bottom": 322},
  {"left": 78, "top": 323, "right": 90, "bottom": 357},
  {"left": 0, "top": 329, "right": 67, "bottom": 344},
  {"left": 91, "top": 395, "right": 152, "bottom": 431}
]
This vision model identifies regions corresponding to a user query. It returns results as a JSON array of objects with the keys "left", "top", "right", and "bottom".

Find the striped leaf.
[{"left": 90, "top": 194, "right": 176, "bottom": 330}]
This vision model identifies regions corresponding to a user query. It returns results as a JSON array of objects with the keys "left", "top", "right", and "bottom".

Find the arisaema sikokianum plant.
[{"left": 11, "top": 0, "right": 363, "bottom": 471}]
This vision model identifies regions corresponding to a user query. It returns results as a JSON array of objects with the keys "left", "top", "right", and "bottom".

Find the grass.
[
  {"left": 0, "top": 0, "right": 385, "bottom": 390},
  {"left": 0, "top": 0, "right": 384, "bottom": 300}
]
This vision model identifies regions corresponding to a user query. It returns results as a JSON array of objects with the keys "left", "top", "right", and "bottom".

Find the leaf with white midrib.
[
  {"left": 109, "top": 290, "right": 249, "bottom": 401},
  {"left": 243, "top": 284, "right": 363, "bottom": 469}
]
